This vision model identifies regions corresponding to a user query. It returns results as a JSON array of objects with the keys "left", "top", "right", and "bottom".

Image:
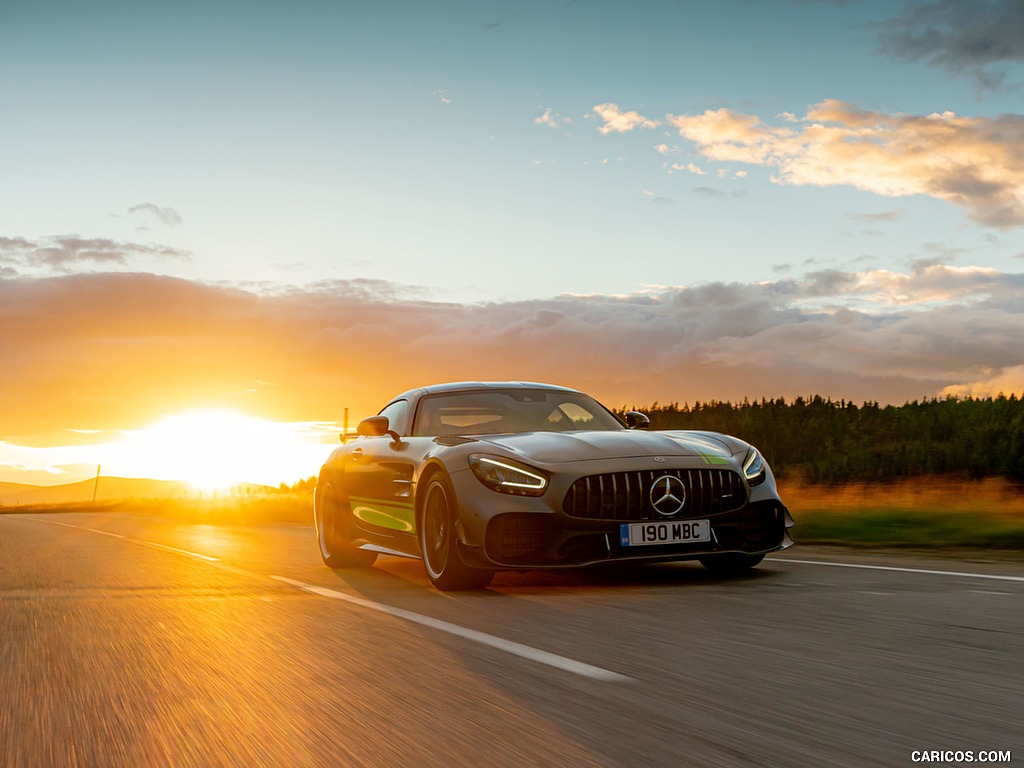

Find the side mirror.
[
  {"left": 357, "top": 416, "right": 388, "bottom": 436},
  {"left": 625, "top": 411, "right": 650, "bottom": 430},
  {"left": 356, "top": 416, "right": 402, "bottom": 442}
]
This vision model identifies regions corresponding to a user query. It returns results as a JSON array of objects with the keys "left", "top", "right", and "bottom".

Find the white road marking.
[
  {"left": 20, "top": 515, "right": 627, "bottom": 681},
  {"left": 25, "top": 517, "right": 218, "bottom": 562},
  {"left": 273, "top": 575, "right": 633, "bottom": 684},
  {"left": 85, "top": 527, "right": 124, "bottom": 538},
  {"left": 140, "top": 541, "right": 219, "bottom": 562},
  {"left": 773, "top": 557, "right": 1024, "bottom": 583}
]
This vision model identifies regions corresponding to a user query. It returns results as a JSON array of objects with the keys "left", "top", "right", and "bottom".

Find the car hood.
[{"left": 474, "top": 430, "right": 741, "bottom": 465}]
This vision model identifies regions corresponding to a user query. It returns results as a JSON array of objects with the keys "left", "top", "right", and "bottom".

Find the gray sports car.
[{"left": 315, "top": 381, "right": 794, "bottom": 590}]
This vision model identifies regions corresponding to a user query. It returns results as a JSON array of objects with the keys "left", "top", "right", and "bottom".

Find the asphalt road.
[{"left": 1, "top": 512, "right": 1021, "bottom": 768}]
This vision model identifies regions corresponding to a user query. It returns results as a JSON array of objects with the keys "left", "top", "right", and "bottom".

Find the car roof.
[{"left": 392, "top": 381, "right": 581, "bottom": 401}]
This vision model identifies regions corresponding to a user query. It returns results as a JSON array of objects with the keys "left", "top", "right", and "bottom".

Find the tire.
[
  {"left": 698, "top": 553, "right": 765, "bottom": 575},
  {"left": 419, "top": 472, "right": 494, "bottom": 591},
  {"left": 315, "top": 480, "right": 378, "bottom": 568}
]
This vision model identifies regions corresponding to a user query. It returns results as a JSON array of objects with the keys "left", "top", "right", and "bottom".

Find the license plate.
[{"left": 620, "top": 520, "right": 710, "bottom": 547}]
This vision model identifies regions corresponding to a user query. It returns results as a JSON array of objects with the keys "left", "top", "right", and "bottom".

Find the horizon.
[
  {"left": 5, "top": 387, "right": 1023, "bottom": 491},
  {"left": 3, "top": 0, "right": 1023, "bottom": 489}
]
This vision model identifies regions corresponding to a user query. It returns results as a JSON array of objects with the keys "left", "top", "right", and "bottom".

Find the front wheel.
[
  {"left": 419, "top": 473, "right": 494, "bottom": 591},
  {"left": 698, "top": 553, "right": 764, "bottom": 575},
  {"left": 315, "top": 480, "right": 378, "bottom": 568}
]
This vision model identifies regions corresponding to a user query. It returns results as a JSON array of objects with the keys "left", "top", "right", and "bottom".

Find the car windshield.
[{"left": 411, "top": 389, "right": 624, "bottom": 436}]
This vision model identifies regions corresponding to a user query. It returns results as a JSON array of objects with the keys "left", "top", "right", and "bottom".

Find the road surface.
[{"left": 1, "top": 511, "right": 1021, "bottom": 767}]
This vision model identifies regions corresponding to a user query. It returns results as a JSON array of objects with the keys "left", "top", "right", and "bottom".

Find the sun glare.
[{"left": 109, "top": 410, "right": 334, "bottom": 492}]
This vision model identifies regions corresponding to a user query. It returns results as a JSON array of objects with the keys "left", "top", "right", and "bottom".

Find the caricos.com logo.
[{"left": 911, "top": 751, "right": 1012, "bottom": 764}]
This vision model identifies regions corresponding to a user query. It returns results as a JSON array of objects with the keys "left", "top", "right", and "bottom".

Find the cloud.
[
  {"left": 129, "top": 203, "right": 184, "bottom": 227},
  {"left": 878, "top": 0, "right": 1024, "bottom": 90},
  {"left": 665, "top": 107, "right": 795, "bottom": 163},
  {"left": 666, "top": 99, "right": 1024, "bottom": 228},
  {"left": 845, "top": 210, "right": 908, "bottom": 223},
  {"left": 669, "top": 162, "right": 706, "bottom": 176},
  {"left": 592, "top": 103, "right": 660, "bottom": 134},
  {"left": 639, "top": 189, "right": 673, "bottom": 205},
  {"left": 534, "top": 108, "right": 570, "bottom": 128},
  {"left": 694, "top": 186, "right": 727, "bottom": 199},
  {"left": 3, "top": 267, "right": 1024, "bottom": 442},
  {"left": 807, "top": 264, "right": 1017, "bottom": 307},
  {"left": 0, "top": 236, "right": 191, "bottom": 273},
  {"left": 941, "top": 364, "right": 1024, "bottom": 398}
]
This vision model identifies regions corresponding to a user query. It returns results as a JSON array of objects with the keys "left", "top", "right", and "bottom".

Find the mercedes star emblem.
[{"left": 650, "top": 475, "right": 687, "bottom": 517}]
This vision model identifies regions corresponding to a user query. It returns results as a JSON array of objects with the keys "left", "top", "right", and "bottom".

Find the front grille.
[{"left": 562, "top": 468, "right": 746, "bottom": 521}]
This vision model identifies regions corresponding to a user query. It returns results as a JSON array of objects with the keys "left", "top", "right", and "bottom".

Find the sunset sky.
[{"left": 3, "top": 0, "right": 1024, "bottom": 488}]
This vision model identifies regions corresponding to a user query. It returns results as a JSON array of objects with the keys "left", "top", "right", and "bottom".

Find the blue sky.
[
  {"left": 5, "top": 0, "right": 1022, "bottom": 298},
  {"left": 2, "top": 0, "right": 1024, "bottom": 485}
]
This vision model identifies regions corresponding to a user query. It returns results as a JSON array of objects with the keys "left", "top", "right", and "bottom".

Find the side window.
[{"left": 378, "top": 400, "right": 409, "bottom": 436}]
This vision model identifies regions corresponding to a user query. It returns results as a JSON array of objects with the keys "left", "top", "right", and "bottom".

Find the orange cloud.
[
  {"left": 666, "top": 99, "right": 1024, "bottom": 228},
  {"left": 3, "top": 268, "right": 1024, "bottom": 451},
  {"left": 534, "top": 107, "right": 570, "bottom": 128},
  {"left": 592, "top": 103, "right": 660, "bottom": 134},
  {"left": 941, "top": 364, "right": 1024, "bottom": 399}
]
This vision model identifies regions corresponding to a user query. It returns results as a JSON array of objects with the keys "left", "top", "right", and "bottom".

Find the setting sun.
[{"left": 105, "top": 410, "right": 338, "bottom": 492}]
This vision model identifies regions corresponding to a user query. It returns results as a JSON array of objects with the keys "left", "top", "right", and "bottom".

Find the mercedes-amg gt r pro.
[{"left": 314, "top": 382, "right": 793, "bottom": 590}]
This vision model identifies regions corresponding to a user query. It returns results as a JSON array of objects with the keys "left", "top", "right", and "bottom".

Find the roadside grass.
[
  {"left": 6, "top": 478, "right": 1024, "bottom": 549},
  {"left": 783, "top": 478, "right": 1024, "bottom": 548}
]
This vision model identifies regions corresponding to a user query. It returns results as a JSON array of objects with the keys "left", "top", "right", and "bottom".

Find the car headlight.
[
  {"left": 468, "top": 454, "right": 548, "bottom": 496},
  {"left": 743, "top": 448, "right": 767, "bottom": 487}
]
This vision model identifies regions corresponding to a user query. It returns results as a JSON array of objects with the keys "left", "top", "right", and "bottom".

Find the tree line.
[{"left": 624, "top": 394, "right": 1024, "bottom": 484}]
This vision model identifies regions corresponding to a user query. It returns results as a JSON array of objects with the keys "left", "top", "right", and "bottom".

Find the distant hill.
[{"left": 0, "top": 477, "right": 270, "bottom": 506}]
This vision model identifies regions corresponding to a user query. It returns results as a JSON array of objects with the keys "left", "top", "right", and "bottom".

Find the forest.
[{"left": 623, "top": 394, "right": 1024, "bottom": 485}]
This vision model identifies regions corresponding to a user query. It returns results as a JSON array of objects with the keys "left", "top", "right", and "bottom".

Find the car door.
[{"left": 346, "top": 400, "right": 416, "bottom": 535}]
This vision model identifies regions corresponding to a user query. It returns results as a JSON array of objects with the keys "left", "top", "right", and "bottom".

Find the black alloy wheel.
[
  {"left": 315, "top": 480, "right": 378, "bottom": 568},
  {"left": 419, "top": 472, "right": 494, "bottom": 591}
]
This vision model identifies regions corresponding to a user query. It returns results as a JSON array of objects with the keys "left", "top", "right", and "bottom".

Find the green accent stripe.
[
  {"left": 350, "top": 496, "right": 413, "bottom": 511},
  {"left": 350, "top": 496, "right": 416, "bottom": 533},
  {"left": 697, "top": 452, "right": 732, "bottom": 465}
]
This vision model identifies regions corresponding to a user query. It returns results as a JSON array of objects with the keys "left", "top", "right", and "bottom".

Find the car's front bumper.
[
  {"left": 462, "top": 500, "right": 792, "bottom": 569},
  {"left": 447, "top": 462, "right": 794, "bottom": 570}
]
